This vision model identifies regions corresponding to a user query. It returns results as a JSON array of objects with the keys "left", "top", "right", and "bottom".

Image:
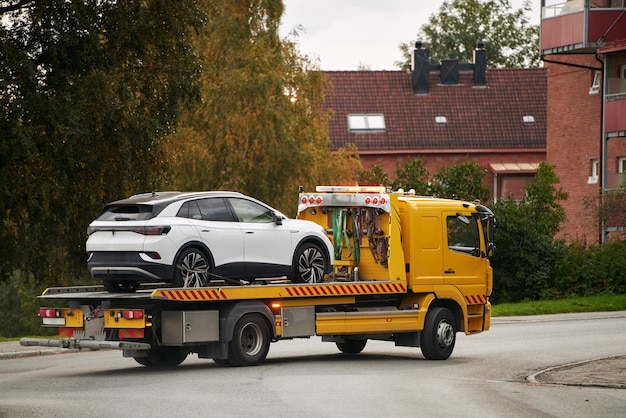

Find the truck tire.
[
  {"left": 212, "top": 358, "right": 231, "bottom": 367},
  {"left": 173, "top": 247, "right": 211, "bottom": 288},
  {"left": 293, "top": 243, "right": 327, "bottom": 283},
  {"left": 227, "top": 313, "right": 270, "bottom": 367},
  {"left": 336, "top": 338, "right": 367, "bottom": 354},
  {"left": 134, "top": 347, "right": 188, "bottom": 367},
  {"left": 420, "top": 307, "right": 456, "bottom": 360}
]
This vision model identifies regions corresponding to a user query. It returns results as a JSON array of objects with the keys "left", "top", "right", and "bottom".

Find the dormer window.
[{"left": 347, "top": 114, "right": 385, "bottom": 132}]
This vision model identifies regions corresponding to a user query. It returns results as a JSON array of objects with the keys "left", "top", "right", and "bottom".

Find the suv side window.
[
  {"left": 446, "top": 215, "right": 480, "bottom": 257},
  {"left": 228, "top": 198, "right": 274, "bottom": 223},
  {"left": 177, "top": 198, "right": 233, "bottom": 222},
  {"left": 197, "top": 198, "right": 233, "bottom": 221}
]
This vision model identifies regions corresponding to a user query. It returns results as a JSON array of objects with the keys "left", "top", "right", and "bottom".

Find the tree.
[
  {"left": 163, "top": 0, "right": 335, "bottom": 215},
  {"left": 358, "top": 164, "right": 390, "bottom": 187},
  {"left": 584, "top": 184, "right": 626, "bottom": 239},
  {"left": 490, "top": 162, "right": 568, "bottom": 302},
  {"left": 430, "top": 161, "right": 490, "bottom": 202},
  {"left": 0, "top": 1, "right": 202, "bottom": 286},
  {"left": 396, "top": 0, "right": 539, "bottom": 70},
  {"left": 391, "top": 159, "right": 430, "bottom": 194}
]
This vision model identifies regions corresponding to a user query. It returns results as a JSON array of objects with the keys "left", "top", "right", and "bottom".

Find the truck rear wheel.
[
  {"left": 227, "top": 314, "right": 270, "bottom": 367},
  {"left": 420, "top": 307, "right": 456, "bottom": 360},
  {"left": 336, "top": 338, "right": 367, "bottom": 354}
]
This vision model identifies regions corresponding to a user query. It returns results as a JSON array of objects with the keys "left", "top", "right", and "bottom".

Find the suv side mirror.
[{"left": 272, "top": 212, "right": 283, "bottom": 225}]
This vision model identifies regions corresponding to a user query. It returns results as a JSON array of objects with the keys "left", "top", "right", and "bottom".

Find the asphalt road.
[{"left": 1, "top": 311, "right": 625, "bottom": 417}]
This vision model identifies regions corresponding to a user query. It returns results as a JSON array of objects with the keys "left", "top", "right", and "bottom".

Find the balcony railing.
[
  {"left": 541, "top": 1, "right": 626, "bottom": 54},
  {"left": 543, "top": 0, "right": 626, "bottom": 19},
  {"left": 607, "top": 77, "right": 626, "bottom": 101}
]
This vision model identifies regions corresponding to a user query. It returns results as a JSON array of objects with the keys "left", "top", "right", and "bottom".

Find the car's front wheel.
[
  {"left": 293, "top": 242, "right": 327, "bottom": 283},
  {"left": 173, "top": 247, "right": 211, "bottom": 288}
]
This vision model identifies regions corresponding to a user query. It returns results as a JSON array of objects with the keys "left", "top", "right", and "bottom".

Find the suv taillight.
[{"left": 133, "top": 226, "right": 171, "bottom": 235}]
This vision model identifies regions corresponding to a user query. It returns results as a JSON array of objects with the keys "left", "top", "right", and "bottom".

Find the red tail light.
[
  {"left": 122, "top": 310, "right": 144, "bottom": 319},
  {"left": 133, "top": 226, "right": 171, "bottom": 235},
  {"left": 39, "top": 308, "right": 60, "bottom": 318}
]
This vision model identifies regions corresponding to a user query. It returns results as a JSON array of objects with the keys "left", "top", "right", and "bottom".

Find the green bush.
[{"left": 0, "top": 271, "right": 57, "bottom": 338}]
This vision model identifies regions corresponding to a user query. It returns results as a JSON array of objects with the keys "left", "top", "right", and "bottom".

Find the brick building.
[
  {"left": 541, "top": 0, "right": 626, "bottom": 242},
  {"left": 323, "top": 46, "right": 547, "bottom": 202}
]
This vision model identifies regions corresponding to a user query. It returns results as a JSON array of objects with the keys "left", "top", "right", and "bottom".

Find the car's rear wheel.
[
  {"left": 293, "top": 243, "right": 327, "bottom": 283},
  {"left": 173, "top": 247, "right": 211, "bottom": 288},
  {"left": 103, "top": 280, "right": 140, "bottom": 293}
]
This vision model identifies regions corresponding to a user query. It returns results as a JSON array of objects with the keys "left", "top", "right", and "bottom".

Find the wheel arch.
[
  {"left": 219, "top": 301, "right": 276, "bottom": 343},
  {"left": 426, "top": 296, "right": 464, "bottom": 333},
  {"left": 172, "top": 241, "right": 215, "bottom": 278},
  {"left": 292, "top": 236, "right": 333, "bottom": 274}
]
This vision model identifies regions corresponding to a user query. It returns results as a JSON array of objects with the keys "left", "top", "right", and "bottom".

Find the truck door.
[{"left": 442, "top": 212, "right": 489, "bottom": 299}]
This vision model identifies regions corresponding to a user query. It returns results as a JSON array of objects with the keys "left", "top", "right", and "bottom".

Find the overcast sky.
[{"left": 279, "top": 0, "right": 541, "bottom": 71}]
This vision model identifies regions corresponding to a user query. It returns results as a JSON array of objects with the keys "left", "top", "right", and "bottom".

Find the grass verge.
[{"left": 492, "top": 294, "right": 626, "bottom": 316}]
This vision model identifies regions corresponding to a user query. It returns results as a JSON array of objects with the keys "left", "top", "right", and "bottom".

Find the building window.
[
  {"left": 589, "top": 70, "right": 601, "bottom": 95},
  {"left": 588, "top": 158, "right": 599, "bottom": 184},
  {"left": 619, "top": 156, "right": 626, "bottom": 173},
  {"left": 522, "top": 115, "right": 535, "bottom": 124},
  {"left": 435, "top": 116, "right": 447, "bottom": 125},
  {"left": 347, "top": 114, "right": 385, "bottom": 132}
]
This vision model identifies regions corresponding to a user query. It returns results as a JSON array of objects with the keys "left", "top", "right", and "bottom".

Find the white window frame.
[
  {"left": 347, "top": 114, "right": 386, "bottom": 132},
  {"left": 588, "top": 158, "right": 599, "bottom": 184},
  {"left": 589, "top": 70, "right": 601, "bottom": 95},
  {"left": 618, "top": 156, "right": 626, "bottom": 173}
]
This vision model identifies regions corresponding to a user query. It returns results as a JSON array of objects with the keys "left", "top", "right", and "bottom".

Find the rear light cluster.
[
  {"left": 133, "top": 226, "right": 171, "bottom": 236},
  {"left": 300, "top": 195, "right": 324, "bottom": 206},
  {"left": 39, "top": 308, "right": 63, "bottom": 318},
  {"left": 87, "top": 226, "right": 171, "bottom": 235},
  {"left": 364, "top": 195, "right": 387, "bottom": 206},
  {"left": 110, "top": 309, "right": 144, "bottom": 320},
  {"left": 299, "top": 193, "right": 389, "bottom": 209}
]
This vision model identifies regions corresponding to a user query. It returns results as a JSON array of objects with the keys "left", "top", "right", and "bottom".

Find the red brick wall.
[
  {"left": 359, "top": 150, "right": 545, "bottom": 202},
  {"left": 546, "top": 56, "right": 603, "bottom": 242}
]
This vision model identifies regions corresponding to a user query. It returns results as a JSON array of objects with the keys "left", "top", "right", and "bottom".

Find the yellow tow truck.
[{"left": 21, "top": 186, "right": 495, "bottom": 366}]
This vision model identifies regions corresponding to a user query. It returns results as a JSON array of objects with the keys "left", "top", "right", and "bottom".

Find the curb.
[{"left": 527, "top": 356, "right": 626, "bottom": 389}]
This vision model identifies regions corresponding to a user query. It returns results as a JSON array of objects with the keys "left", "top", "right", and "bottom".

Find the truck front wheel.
[
  {"left": 227, "top": 314, "right": 270, "bottom": 367},
  {"left": 420, "top": 307, "right": 456, "bottom": 360}
]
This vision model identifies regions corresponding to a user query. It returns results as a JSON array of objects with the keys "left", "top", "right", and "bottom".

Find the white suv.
[{"left": 86, "top": 191, "right": 333, "bottom": 292}]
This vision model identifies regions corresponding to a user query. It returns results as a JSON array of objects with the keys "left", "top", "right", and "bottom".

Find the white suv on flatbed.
[{"left": 86, "top": 191, "right": 333, "bottom": 292}]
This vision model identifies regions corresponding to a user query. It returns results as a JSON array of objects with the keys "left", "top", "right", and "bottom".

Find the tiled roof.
[{"left": 324, "top": 68, "right": 547, "bottom": 151}]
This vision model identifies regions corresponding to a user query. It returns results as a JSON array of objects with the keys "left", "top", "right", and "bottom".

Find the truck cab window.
[{"left": 446, "top": 215, "right": 480, "bottom": 257}]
